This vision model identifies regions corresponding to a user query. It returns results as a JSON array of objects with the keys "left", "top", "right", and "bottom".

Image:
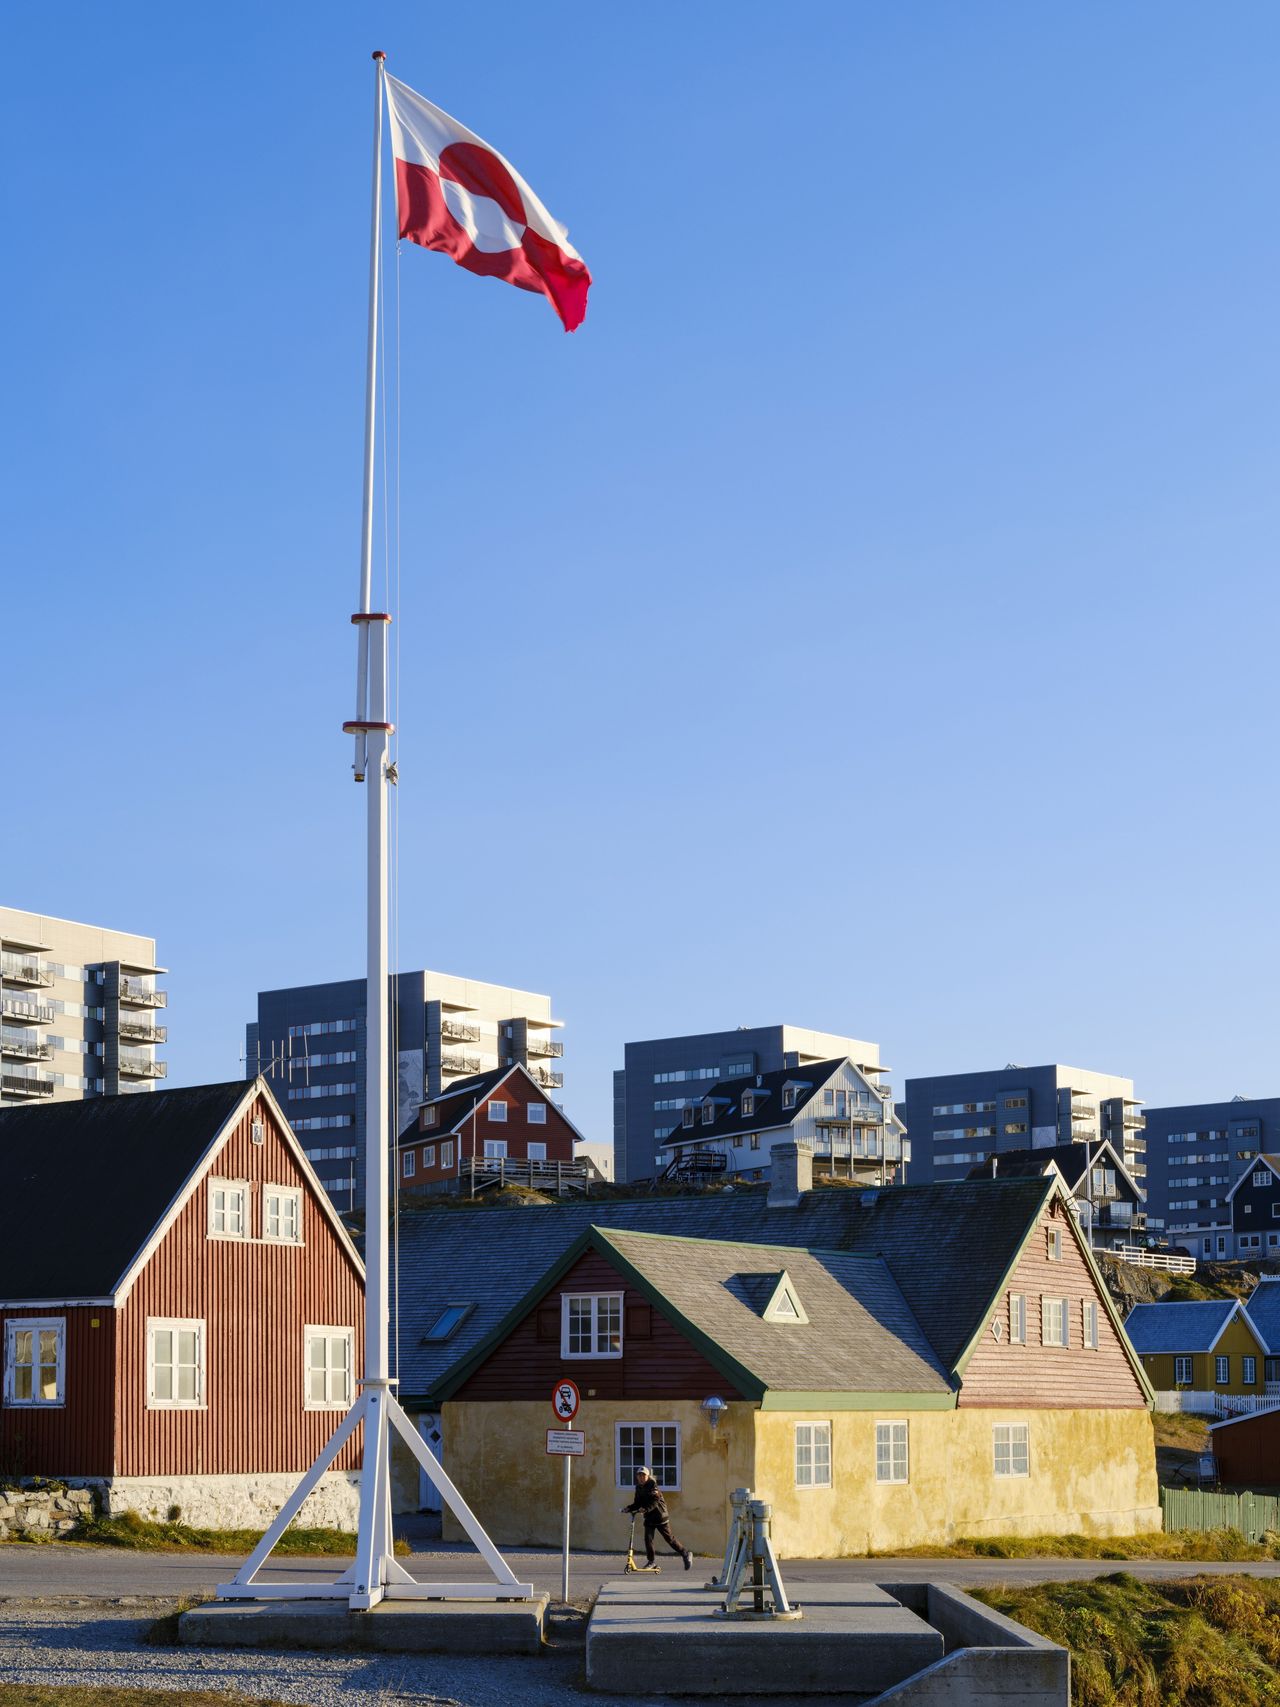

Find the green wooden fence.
[{"left": 1162, "top": 1486, "right": 1280, "bottom": 1541}]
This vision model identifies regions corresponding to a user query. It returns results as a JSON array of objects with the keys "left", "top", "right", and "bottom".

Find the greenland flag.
[{"left": 385, "top": 75, "right": 591, "bottom": 333}]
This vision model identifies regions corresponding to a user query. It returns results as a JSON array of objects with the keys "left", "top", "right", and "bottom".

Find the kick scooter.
[{"left": 624, "top": 1512, "right": 661, "bottom": 1572}]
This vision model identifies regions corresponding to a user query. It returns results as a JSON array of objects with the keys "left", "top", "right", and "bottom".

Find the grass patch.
[
  {"left": 972, "top": 1573, "right": 1280, "bottom": 1707},
  {"left": 0, "top": 1690, "right": 290, "bottom": 1705},
  {"left": 52, "top": 1509, "right": 408, "bottom": 1556},
  {"left": 1153, "top": 1411, "right": 1211, "bottom": 1455},
  {"left": 877, "top": 1527, "right": 1278, "bottom": 1561}
]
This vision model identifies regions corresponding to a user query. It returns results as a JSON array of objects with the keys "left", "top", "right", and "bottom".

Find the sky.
[{"left": 4, "top": 3, "right": 1278, "bottom": 1146}]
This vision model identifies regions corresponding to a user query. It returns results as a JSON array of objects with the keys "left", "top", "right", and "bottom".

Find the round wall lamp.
[{"left": 701, "top": 1395, "right": 728, "bottom": 1431}]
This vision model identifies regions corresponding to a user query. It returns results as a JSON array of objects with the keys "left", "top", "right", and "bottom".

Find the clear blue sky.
[{"left": 4, "top": 3, "right": 1278, "bottom": 1144}]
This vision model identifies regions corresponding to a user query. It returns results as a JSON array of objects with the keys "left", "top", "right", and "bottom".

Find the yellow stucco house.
[
  {"left": 1124, "top": 1299, "right": 1268, "bottom": 1396},
  {"left": 401, "top": 1148, "right": 1159, "bottom": 1556}
]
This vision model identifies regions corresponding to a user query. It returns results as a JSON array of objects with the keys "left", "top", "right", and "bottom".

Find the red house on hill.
[
  {"left": 0, "top": 1079, "right": 364, "bottom": 1527},
  {"left": 398, "top": 1063, "right": 587, "bottom": 1195}
]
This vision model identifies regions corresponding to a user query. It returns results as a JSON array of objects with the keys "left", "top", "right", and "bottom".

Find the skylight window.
[{"left": 423, "top": 1304, "right": 473, "bottom": 1343}]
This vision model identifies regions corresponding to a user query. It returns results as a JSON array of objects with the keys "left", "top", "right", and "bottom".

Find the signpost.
[{"left": 550, "top": 1381, "right": 582, "bottom": 1601}]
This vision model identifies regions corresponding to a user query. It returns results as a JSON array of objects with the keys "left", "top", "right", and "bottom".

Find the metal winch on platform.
[{"left": 712, "top": 1488, "right": 801, "bottom": 1620}]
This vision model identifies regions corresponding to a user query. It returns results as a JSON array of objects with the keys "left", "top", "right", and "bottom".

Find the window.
[
  {"left": 1005, "top": 1097, "right": 1028, "bottom": 1109},
  {"left": 749, "top": 1134, "right": 760, "bottom": 1152},
  {"left": 4, "top": 1317, "right": 64, "bottom": 1407},
  {"left": 875, "top": 1421, "right": 908, "bottom": 1484},
  {"left": 441, "top": 1141, "right": 454, "bottom": 1168},
  {"left": 1254, "top": 1170, "right": 1270, "bottom": 1187},
  {"left": 1009, "top": 1293, "right": 1026, "bottom": 1345},
  {"left": 795, "top": 1421, "right": 833, "bottom": 1488},
  {"left": 287, "top": 1082, "right": 358, "bottom": 1101},
  {"left": 1046, "top": 1225, "right": 1062, "bottom": 1262},
  {"left": 617, "top": 1422, "right": 680, "bottom": 1489},
  {"left": 682, "top": 1107, "right": 695, "bottom": 1128},
  {"left": 741, "top": 1093, "right": 754, "bottom": 1117},
  {"left": 1083, "top": 1300, "right": 1099, "bottom": 1350},
  {"left": 726, "top": 1059, "right": 753, "bottom": 1077},
  {"left": 488, "top": 1102, "right": 507, "bottom": 1123},
  {"left": 424, "top": 1304, "right": 473, "bottom": 1341},
  {"left": 147, "top": 1318, "right": 205, "bottom": 1409},
  {"left": 423, "top": 1145, "right": 435, "bottom": 1168},
  {"left": 1041, "top": 1297, "right": 1069, "bottom": 1348},
  {"left": 208, "top": 1179, "right": 247, "bottom": 1239},
  {"left": 1266, "top": 1358, "right": 1280, "bottom": 1384},
  {"left": 701, "top": 1104, "right": 714, "bottom": 1125},
  {"left": 528, "top": 1103, "right": 547, "bottom": 1125},
  {"left": 263, "top": 1186, "right": 301, "bottom": 1244},
  {"left": 782, "top": 1087, "right": 796, "bottom": 1109},
  {"left": 1174, "top": 1355, "right": 1193, "bottom": 1385},
  {"left": 993, "top": 1423, "right": 1029, "bottom": 1477},
  {"left": 1244, "top": 1356, "right": 1257, "bottom": 1385},
  {"left": 1215, "top": 1355, "right": 1230, "bottom": 1385},
  {"left": 563, "top": 1293, "right": 623, "bottom": 1358},
  {"left": 1005, "top": 1122, "right": 1027, "bottom": 1135},
  {"left": 403, "top": 1150, "right": 416, "bottom": 1178},
  {"left": 484, "top": 1138, "right": 508, "bottom": 1160},
  {"left": 422, "top": 1106, "right": 438, "bottom": 1127},
  {"left": 528, "top": 1142, "right": 547, "bottom": 1162},
  {"left": 305, "top": 1326, "right": 353, "bottom": 1408}
]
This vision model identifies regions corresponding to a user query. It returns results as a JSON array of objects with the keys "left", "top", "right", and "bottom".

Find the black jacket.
[{"left": 625, "top": 1477, "right": 669, "bottom": 1524}]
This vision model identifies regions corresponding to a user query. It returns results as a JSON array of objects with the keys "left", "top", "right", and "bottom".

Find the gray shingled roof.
[
  {"left": 0, "top": 1082, "right": 250, "bottom": 1298},
  {"left": 1123, "top": 1299, "right": 1241, "bottom": 1355},
  {"left": 1246, "top": 1284, "right": 1280, "bottom": 1354},
  {"left": 596, "top": 1228, "right": 952, "bottom": 1397},
  {"left": 391, "top": 1176, "right": 1054, "bottom": 1404}
]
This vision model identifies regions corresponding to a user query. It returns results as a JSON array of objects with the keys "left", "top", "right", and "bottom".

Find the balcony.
[
  {"left": 1124, "top": 1111, "right": 1147, "bottom": 1130},
  {"left": 119, "top": 978, "right": 167, "bottom": 1009},
  {"left": 119, "top": 1020, "right": 167, "bottom": 1046},
  {"left": 0, "top": 1031, "right": 53, "bottom": 1061},
  {"left": 1, "top": 1069, "right": 55, "bottom": 1100},
  {"left": 119, "top": 1051, "right": 167, "bottom": 1080},
  {"left": 0, "top": 955, "right": 54, "bottom": 989},
  {"left": 526, "top": 1037, "right": 564, "bottom": 1059},
  {"left": 0, "top": 997, "right": 53, "bottom": 1026},
  {"left": 440, "top": 1020, "right": 481, "bottom": 1045},
  {"left": 530, "top": 1065, "right": 564, "bottom": 1090},
  {"left": 442, "top": 1052, "right": 483, "bottom": 1077}
]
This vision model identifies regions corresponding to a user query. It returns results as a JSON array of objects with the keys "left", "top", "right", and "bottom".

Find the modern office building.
[
  {"left": 899, "top": 1063, "right": 1144, "bottom": 1186},
  {"left": 245, "top": 970, "right": 563, "bottom": 1211},
  {"left": 0, "top": 905, "right": 167, "bottom": 1107},
  {"left": 1141, "top": 1096, "right": 1278, "bottom": 1248},
  {"left": 613, "top": 1023, "right": 888, "bottom": 1182}
]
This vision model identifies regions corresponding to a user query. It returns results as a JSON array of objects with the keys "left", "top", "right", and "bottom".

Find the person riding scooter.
[{"left": 622, "top": 1466, "right": 692, "bottom": 1570}]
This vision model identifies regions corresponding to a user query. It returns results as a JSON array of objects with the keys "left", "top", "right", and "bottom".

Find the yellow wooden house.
[{"left": 1124, "top": 1299, "right": 1267, "bottom": 1395}]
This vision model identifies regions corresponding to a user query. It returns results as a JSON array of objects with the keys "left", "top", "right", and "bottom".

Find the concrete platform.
[
  {"left": 179, "top": 1594, "right": 548, "bottom": 1655},
  {"left": 586, "top": 1579, "right": 943, "bottom": 1696}
]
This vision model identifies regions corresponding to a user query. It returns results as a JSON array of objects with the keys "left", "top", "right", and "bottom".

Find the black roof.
[
  {"left": 392, "top": 1176, "right": 1055, "bottom": 1405},
  {"left": 0, "top": 1081, "right": 249, "bottom": 1298},
  {"left": 396, "top": 1066, "right": 511, "bottom": 1145},
  {"left": 661, "top": 1059, "right": 854, "bottom": 1146},
  {"left": 964, "top": 1139, "right": 1135, "bottom": 1195}
]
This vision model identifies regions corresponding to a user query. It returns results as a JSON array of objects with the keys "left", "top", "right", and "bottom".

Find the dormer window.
[
  {"left": 742, "top": 1093, "right": 754, "bottom": 1118},
  {"left": 682, "top": 1106, "right": 695, "bottom": 1129},
  {"left": 701, "top": 1103, "right": 714, "bottom": 1126},
  {"left": 782, "top": 1086, "right": 796, "bottom": 1110},
  {"left": 422, "top": 1106, "right": 438, "bottom": 1128}
]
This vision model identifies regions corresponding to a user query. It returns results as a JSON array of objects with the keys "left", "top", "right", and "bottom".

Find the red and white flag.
[{"left": 385, "top": 75, "right": 591, "bottom": 333}]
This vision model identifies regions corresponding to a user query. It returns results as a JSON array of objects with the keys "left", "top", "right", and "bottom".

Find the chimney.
[{"left": 768, "top": 1139, "right": 813, "bottom": 1209}]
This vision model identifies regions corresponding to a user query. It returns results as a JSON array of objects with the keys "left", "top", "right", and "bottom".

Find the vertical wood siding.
[
  {"left": 959, "top": 1201, "right": 1147, "bottom": 1408},
  {"left": 0, "top": 1304, "right": 115, "bottom": 1477},
  {"left": 455, "top": 1248, "right": 745, "bottom": 1402},
  {"left": 408, "top": 1073, "right": 577, "bottom": 1186},
  {"left": 114, "top": 1093, "right": 365, "bottom": 1476}
]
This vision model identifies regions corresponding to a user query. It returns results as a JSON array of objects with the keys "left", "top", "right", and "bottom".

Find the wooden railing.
[
  {"left": 1113, "top": 1246, "right": 1196, "bottom": 1274},
  {"left": 459, "top": 1155, "right": 590, "bottom": 1195}
]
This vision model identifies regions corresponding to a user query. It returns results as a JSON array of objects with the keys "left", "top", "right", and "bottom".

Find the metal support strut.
[{"left": 716, "top": 1497, "right": 801, "bottom": 1621}]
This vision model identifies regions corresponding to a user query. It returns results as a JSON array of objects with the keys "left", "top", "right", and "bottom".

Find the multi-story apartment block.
[
  {"left": 0, "top": 906, "right": 167, "bottom": 1107},
  {"left": 613, "top": 1023, "right": 888, "bottom": 1182},
  {"left": 899, "top": 1063, "right": 1144, "bottom": 1186},
  {"left": 245, "top": 969, "right": 563, "bottom": 1211},
  {"left": 1141, "top": 1096, "right": 1278, "bottom": 1248}
]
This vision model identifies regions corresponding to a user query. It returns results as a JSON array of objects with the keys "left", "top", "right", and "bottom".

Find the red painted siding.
[
  {"left": 0, "top": 1305, "right": 116, "bottom": 1477},
  {"left": 1212, "top": 1410, "right": 1280, "bottom": 1486},
  {"left": 405, "top": 1071, "right": 576, "bottom": 1188},
  {"left": 959, "top": 1200, "right": 1147, "bottom": 1409},
  {"left": 455, "top": 1248, "right": 745, "bottom": 1402},
  {"left": 113, "top": 1093, "right": 365, "bottom": 1476}
]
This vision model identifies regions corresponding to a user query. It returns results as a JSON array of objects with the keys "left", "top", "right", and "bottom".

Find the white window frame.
[
  {"left": 742, "top": 1093, "right": 754, "bottom": 1117},
  {"left": 304, "top": 1324, "right": 354, "bottom": 1410},
  {"left": 1046, "top": 1225, "right": 1062, "bottom": 1262},
  {"left": 527, "top": 1141, "right": 547, "bottom": 1162},
  {"left": 616, "top": 1420, "right": 681, "bottom": 1490},
  {"left": 1041, "top": 1296, "right": 1069, "bottom": 1348},
  {"left": 262, "top": 1184, "right": 302, "bottom": 1245},
  {"left": 1083, "top": 1299, "right": 1099, "bottom": 1350},
  {"left": 992, "top": 1422, "right": 1029, "bottom": 1478},
  {"left": 795, "top": 1420, "right": 833, "bottom": 1488},
  {"left": 1008, "top": 1292, "right": 1026, "bottom": 1345},
  {"left": 1215, "top": 1355, "right": 1230, "bottom": 1385},
  {"left": 441, "top": 1140, "right": 454, "bottom": 1168},
  {"left": 1243, "top": 1356, "right": 1257, "bottom": 1386},
  {"left": 875, "top": 1420, "right": 908, "bottom": 1485},
  {"left": 208, "top": 1177, "right": 249, "bottom": 1240},
  {"left": 782, "top": 1086, "right": 796, "bottom": 1110},
  {"left": 484, "top": 1138, "right": 508, "bottom": 1160},
  {"left": 4, "top": 1316, "right": 65, "bottom": 1408},
  {"left": 527, "top": 1103, "right": 547, "bottom": 1125},
  {"left": 1174, "top": 1355, "right": 1193, "bottom": 1385},
  {"left": 423, "top": 1144, "right": 436, "bottom": 1168},
  {"left": 403, "top": 1150, "right": 416, "bottom": 1178},
  {"left": 422, "top": 1106, "right": 438, "bottom": 1127},
  {"left": 561, "top": 1292, "right": 624, "bottom": 1360},
  {"left": 147, "top": 1316, "right": 206, "bottom": 1411},
  {"left": 487, "top": 1101, "right": 508, "bottom": 1123}
]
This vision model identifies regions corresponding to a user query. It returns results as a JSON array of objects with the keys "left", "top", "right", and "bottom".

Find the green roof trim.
[{"left": 758, "top": 1390, "right": 957, "bottom": 1412}]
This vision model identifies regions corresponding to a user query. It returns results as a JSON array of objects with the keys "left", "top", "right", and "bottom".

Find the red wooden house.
[
  {"left": 0, "top": 1079, "right": 364, "bottom": 1528},
  {"left": 398, "top": 1063, "right": 586, "bottom": 1195}
]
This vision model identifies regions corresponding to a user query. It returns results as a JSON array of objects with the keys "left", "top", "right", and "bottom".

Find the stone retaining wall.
[
  {"left": 89, "top": 1470, "right": 361, "bottom": 1530},
  {"left": 0, "top": 1483, "right": 96, "bottom": 1541}
]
